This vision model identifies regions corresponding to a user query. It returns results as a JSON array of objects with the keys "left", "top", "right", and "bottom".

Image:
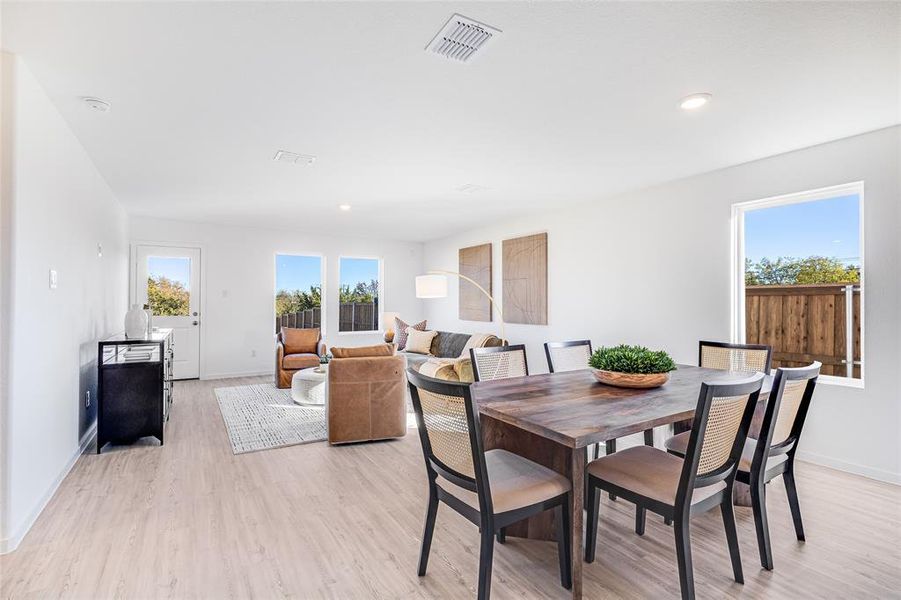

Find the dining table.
[{"left": 469, "top": 364, "right": 772, "bottom": 600}]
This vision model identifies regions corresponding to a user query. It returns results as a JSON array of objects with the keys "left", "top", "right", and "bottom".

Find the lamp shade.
[{"left": 415, "top": 274, "right": 448, "bottom": 299}]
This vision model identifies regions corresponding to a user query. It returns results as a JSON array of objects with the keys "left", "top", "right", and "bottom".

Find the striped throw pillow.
[{"left": 395, "top": 317, "right": 427, "bottom": 351}]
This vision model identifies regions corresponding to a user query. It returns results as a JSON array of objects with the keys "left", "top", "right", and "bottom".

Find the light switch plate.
[{"left": 49, "top": 269, "right": 58, "bottom": 289}]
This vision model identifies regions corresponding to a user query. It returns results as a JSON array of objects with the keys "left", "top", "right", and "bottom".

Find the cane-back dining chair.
[
  {"left": 585, "top": 373, "right": 764, "bottom": 600},
  {"left": 406, "top": 368, "right": 572, "bottom": 600},
  {"left": 470, "top": 345, "right": 528, "bottom": 382},
  {"left": 672, "top": 341, "right": 772, "bottom": 435},
  {"left": 665, "top": 362, "right": 820, "bottom": 570}
]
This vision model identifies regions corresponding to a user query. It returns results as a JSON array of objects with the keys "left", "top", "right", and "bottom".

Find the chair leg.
[
  {"left": 664, "top": 516, "right": 672, "bottom": 526},
  {"left": 606, "top": 439, "right": 617, "bottom": 500},
  {"left": 556, "top": 499, "right": 572, "bottom": 590},
  {"left": 643, "top": 428, "right": 654, "bottom": 447},
  {"left": 477, "top": 525, "right": 495, "bottom": 600},
  {"left": 750, "top": 481, "right": 774, "bottom": 571},
  {"left": 585, "top": 484, "right": 601, "bottom": 563},
  {"left": 496, "top": 528, "right": 506, "bottom": 544},
  {"left": 721, "top": 500, "right": 744, "bottom": 584},
  {"left": 418, "top": 487, "right": 439, "bottom": 576},
  {"left": 783, "top": 469, "right": 806, "bottom": 541},
  {"left": 674, "top": 517, "right": 695, "bottom": 600},
  {"left": 635, "top": 506, "right": 646, "bottom": 536}
]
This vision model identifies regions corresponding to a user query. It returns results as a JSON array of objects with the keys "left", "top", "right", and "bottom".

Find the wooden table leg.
[{"left": 570, "top": 447, "right": 585, "bottom": 599}]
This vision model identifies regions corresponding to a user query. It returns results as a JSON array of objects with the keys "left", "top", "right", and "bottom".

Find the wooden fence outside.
[
  {"left": 276, "top": 307, "right": 321, "bottom": 332},
  {"left": 745, "top": 283, "right": 860, "bottom": 378},
  {"left": 338, "top": 300, "right": 379, "bottom": 333},
  {"left": 275, "top": 301, "right": 380, "bottom": 333}
]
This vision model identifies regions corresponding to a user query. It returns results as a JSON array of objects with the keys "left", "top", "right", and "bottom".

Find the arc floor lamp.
[{"left": 415, "top": 270, "right": 506, "bottom": 344}]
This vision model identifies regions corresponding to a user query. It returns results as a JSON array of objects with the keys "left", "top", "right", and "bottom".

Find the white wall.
[
  {"left": 423, "top": 126, "right": 901, "bottom": 484},
  {"left": 128, "top": 217, "right": 424, "bottom": 379},
  {"left": 0, "top": 54, "right": 129, "bottom": 552}
]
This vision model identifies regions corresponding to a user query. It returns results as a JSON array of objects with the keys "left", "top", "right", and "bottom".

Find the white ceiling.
[{"left": 3, "top": 1, "right": 899, "bottom": 242}]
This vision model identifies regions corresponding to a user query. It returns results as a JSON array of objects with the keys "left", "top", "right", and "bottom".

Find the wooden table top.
[{"left": 471, "top": 365, "right": 772, "bottom": 449}]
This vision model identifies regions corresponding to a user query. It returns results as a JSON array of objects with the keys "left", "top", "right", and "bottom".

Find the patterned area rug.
[{"left": 214, "top": 383, "right": 327, "bottom": 454}]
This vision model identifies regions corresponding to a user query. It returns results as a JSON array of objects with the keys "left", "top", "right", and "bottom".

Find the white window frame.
[
  {"left": 274, "top": 252, "right": 326, "bottom": 337},
  {"left": 337, "top": 255, "right": 384, "bottom": 336},
  {"left": 731, "top": 181, "right": 865, "bottom": 389}
]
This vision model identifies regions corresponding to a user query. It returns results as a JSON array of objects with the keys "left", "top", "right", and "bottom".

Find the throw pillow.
[
  {"left": 281, "top": 327, "right": 320, "bottom": 354},
  {"left": 405, "top": 328, "right": 438, "bottom": 355},
  {"left": 458, "top": 333, "right": 499, "bottom": 358},
  {"left": 395, "top": 317, "right": 426, "bottom": 351},
  {"left": 331, "top": 344, "right": 396, "bottom": 359}
]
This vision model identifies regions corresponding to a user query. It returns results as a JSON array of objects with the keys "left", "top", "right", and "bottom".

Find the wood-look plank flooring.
[{"left": 2, "top": 376, "right": 899, "bottom": 599}]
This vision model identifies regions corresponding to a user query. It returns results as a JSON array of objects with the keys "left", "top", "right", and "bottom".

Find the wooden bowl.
[{"left": 592, "top": 369, "right": 670, "bottom": 389}]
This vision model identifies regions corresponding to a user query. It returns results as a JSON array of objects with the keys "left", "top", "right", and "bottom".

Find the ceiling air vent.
[
  {"left": 273, "top": 150, "right": 316, "bottom": 165},
  {"left": 426, "top": 14, "right": 501, "bottom": 63}
]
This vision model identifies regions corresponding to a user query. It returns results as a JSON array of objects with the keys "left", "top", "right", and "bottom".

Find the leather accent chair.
[
  {"left": 327, "top": 344, "right": 406, "bottom": 444},
  {"left": 276, "top": 327, "right": 327, "bottom": 389}
]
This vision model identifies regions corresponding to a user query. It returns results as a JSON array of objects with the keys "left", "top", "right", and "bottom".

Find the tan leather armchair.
[
  {"left": 327, "top": 344, "right": 406, "bottom": 445},
  {"left": 276, "top": 327, "right": 327, "bottom": 388}
]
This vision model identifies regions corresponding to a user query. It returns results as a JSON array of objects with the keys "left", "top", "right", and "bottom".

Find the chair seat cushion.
[
  {"left": 437, "top": 449, "right": 571, "bottom": 514},
  {"left": 282, "top": 353, "right": 321, "bottom": 370},
  {"left": 586, "top": 445, "right": 725, "bottom": 506},
  {"left": 664, "top": 431, "right": 789, "bottom": 473}
]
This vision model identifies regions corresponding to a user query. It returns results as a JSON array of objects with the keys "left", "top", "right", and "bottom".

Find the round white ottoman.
[{"left": 291, "top": 366, "right": 328, "bottom": 406}]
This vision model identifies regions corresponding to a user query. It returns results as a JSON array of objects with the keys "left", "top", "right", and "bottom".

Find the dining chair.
[
  {"left": 585, "top": 373, "right": 764, "bottom": 600},
  {"left": 406, "top": 368, "right": 573, "bottom": 600},
  {"left": 665, "top": 362, "right": 820, "bottom": 570},
  {"left": 470, "top": 345, "right": 528, "bottom": 382},
  {"left": 672, "top": 340, "right": 773, "bottom": 435},
  {"left": 544, "top": 340, "right": 654, "bottom": 462}
]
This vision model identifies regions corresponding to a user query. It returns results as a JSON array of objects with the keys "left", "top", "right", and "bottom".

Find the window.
[
  {"left": 147, "top": 256, "right": 191, "bottom": 316},
  {"left": 338, "top": 257, "right": 381, "bottom": 332},
  {"left": 275, "top": 254, "right": 323, "bottom": 332},
  {"left": 732, "top": 182, "right": 863, "bottom": 385}
]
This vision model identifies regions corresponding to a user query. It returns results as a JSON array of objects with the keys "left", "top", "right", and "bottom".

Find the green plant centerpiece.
[{"left": 588, "top": 344, "right": 677, "bottom": 389}]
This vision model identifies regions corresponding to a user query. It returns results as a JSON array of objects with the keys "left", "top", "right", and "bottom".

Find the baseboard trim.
[
  {"left": 200, "top": 370, "right": 271, "bottom": 381},
  {"left": 0, "top": 422, "right": 97, "bottom": 554},
  {"left": 796, "top": 449, "right": 900, "bottom": 485}
]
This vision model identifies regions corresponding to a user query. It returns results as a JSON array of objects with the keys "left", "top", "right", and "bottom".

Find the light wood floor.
[{"left": 2, "top": 376, "right": 899, "bottom": 599}]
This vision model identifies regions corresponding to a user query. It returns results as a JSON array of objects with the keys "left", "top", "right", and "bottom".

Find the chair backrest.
[
  {"left": 470, "top": 345, "right": 529, "bottom": 382},
  {"left": 406, "top": 368, "right": 493, "bottom": 513},
  {"left": 752, "top": 362, "right": 821, "bottom": 470},
  {"left": 544, "top": 340, "right": 592, "bottom": 373},
  {"left": 677, "top": 373, "right": 764, "bottom": 502},
  {"left": 699, "top": 340, "right": 772, "bottom": 374}
]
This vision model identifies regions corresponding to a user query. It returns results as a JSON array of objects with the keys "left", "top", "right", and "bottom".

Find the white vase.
[{"left": 125, "top": 304, "right": 149, "bottom": 339}]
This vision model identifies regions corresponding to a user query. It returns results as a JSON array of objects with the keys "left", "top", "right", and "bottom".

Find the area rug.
[{"left": 214, "top": 383, "right": 327, "bottom": 454}]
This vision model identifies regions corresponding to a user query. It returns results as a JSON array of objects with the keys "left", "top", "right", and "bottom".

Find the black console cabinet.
[{"left": 97, "top": 329, "right": 173, "bottom": 453}]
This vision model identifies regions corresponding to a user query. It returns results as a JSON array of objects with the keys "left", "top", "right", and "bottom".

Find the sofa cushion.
[
  {"left": 331, "top": 344, "right": 396, "bottom": 359},
  {"left": 283, "top": 353, "right": 320, "bottom": 370},
  {"left": 405, "top": 329, "right": 438, "bottom": 354},
  {"left": 430, "top": 331, "right": 472, "bottom": 358},
  {"left": 395, "top": 317, "right": 426, "bottom": 350},
  {"left": 281, "top": 327, "right": 320, "bottom": 354}
]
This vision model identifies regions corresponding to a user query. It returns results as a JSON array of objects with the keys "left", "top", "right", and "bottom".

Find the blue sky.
[
  {"left": 148, "top": 257, "right": 191, "bottom": 289},
  {"left": 745, "top": 194, "right": 860, "bottom": 265},
  {"left": 275, "top": 255, "right": 379, "bottom": 292}
]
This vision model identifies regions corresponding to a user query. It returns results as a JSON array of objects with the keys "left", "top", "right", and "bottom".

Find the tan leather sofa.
[
  {"left": 327, "top": 344, "right": 406, "bottom": 445},
  {"left": 276, "top": 327, "right": 327, "bottom": 388}
]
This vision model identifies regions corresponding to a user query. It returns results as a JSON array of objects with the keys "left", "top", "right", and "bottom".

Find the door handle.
[{"left": 192, "top": 321, "right": 199, "bottom": 326}]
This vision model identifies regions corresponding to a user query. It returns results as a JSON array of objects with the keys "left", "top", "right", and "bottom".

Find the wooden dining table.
[{"left": 469, "top": 364, "right": 772, "bottom": 600}]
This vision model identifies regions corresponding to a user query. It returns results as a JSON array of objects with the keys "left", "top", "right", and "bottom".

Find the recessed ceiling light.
[
  {"left": 338, "top": 204, "right": 351, "bottom": 212},
  {"left": 82, "top": 97, "right": 111, "bottom": 113},
  {"left": 273, "top": 150, "right": 316, "bottom": 165},
  {"left": 680, "top": 93, "right": 712, "bottom": 111}
]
